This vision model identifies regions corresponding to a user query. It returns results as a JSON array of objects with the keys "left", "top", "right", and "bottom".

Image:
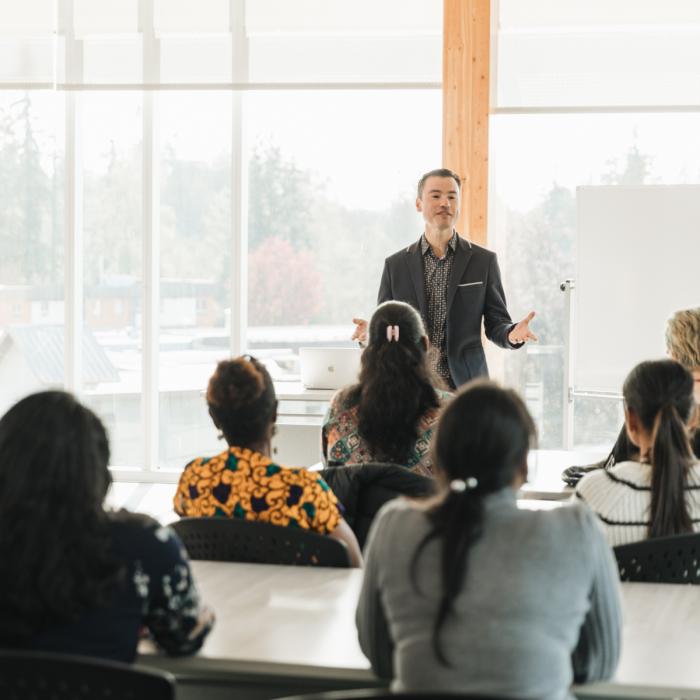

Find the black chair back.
[
  {"left": 0, "top": 651, "right": 174, "bottom": 700},
  {"left": 172, "top": 516, "right": 350, "bottom": 567},
  {"left": 277, "top": 689, "right": 516, "bottom": 700},
  {"left": 321, "top": 463, "right": 435, "bottom": 549},
  {"left": 614, "top": 532, "right": 700, "bottom": 583}
]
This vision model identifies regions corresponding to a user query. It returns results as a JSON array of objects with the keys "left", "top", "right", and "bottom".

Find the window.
[
  {"left": 0, "top": 0, "right": 442, "bottom": 476},
  {"left": 491, "top": 2, "right": 700, "bottom": 450},
  {"left": 0, "top": 90, "right": 64, "bottom": 415}
]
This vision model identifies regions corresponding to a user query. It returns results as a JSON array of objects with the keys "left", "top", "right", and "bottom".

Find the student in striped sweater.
[{"left": 576, "top": 359, "right": 700, "bottom": 547}]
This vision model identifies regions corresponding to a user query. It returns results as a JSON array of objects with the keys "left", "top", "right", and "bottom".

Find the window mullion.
[
  {"left": 230, "top": 0, "right": 249, "bottom": 357},
  {"left": 141, "top": 0, "right": 160, "bottom": 472},
  {"left": 62, "top": 0, "right": 83, "bottom": 395}
]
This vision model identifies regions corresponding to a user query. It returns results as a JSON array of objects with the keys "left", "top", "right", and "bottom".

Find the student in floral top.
[
  {"left": 0, "top": 391, "right": 213, "bottom": 662},
  {"left": 174, "top": 356, "right": 362, "bottom": 567},
  {"left": 322, "top": 301, "right": 451, "bottom": 476}
]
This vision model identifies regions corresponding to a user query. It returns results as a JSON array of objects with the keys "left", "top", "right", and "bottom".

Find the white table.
[
  {"left": 519, "top": 449, "right": 607, "bottom": 501},
  {"left": 138, "top": 560, "right": 700, "bottom": 699}
]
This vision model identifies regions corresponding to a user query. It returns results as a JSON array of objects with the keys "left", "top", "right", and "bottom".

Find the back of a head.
[
  {"left": 434, "top": 380, "right": 535, "bottom": 490},
  {"left": 354, "top": 301, "right": 440, "bottom": 464},
  {"left": 0, "top": 391, "right": 118, "bottom": 645},
  {"left": 414, "top": 380, "right": 536, "bottom": 666},
  {"left": 666, "top": 308, "right": 700, "bottom": 371},
  {"left": 207, "top": 355, "right": 277, "bottom": 447},
  {"left": 623, "top": 359, "right": 695, "bottom": 538},
  {"left": 0, "top": 390, "right": 111, "bottom": 523}
]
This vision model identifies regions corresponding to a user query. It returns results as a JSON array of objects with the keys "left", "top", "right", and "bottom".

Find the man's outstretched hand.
[
  {"left": 352, "top": 318, "right": 368, "bottom": 345},
  {"left": 508, "top": 311, "right": 538, "bottom": 345}
]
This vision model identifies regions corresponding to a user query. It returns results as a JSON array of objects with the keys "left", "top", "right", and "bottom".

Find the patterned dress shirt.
[{"left": 421, "top": 231, "right": 458, "bottom": 388}]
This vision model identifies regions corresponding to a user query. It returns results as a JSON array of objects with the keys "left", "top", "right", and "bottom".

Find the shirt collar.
[{"left": 421, "top": 230, "right": 458, "bottom": 257}]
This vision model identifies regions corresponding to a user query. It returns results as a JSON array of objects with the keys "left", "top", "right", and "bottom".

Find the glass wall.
[
  {"left": 491, "top": 1, "right": 700, "bottom": 449},
  {"left": 0, "top": 0, "right": 442, "bottom": 474}
]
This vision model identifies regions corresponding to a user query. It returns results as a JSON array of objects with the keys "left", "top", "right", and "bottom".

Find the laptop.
[{"left": 299, "top": 347, "right": 362, "bottom": 390}]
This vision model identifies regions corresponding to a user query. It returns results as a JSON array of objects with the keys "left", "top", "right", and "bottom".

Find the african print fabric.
[
  {"left": 174, "top": 446, "right": 341, "bottom": 534},
  {"left": 321, "top": 388, "right": 451, "bottom": 477}
]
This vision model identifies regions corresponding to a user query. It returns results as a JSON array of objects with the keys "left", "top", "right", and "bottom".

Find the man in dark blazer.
[{"left": 353, "top": 168, "right": 536, "bottom": 387}]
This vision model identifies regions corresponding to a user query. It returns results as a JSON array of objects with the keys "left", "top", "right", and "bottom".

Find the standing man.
[{"left": 353, "top": 168, "right": 536, "bottom": 388}]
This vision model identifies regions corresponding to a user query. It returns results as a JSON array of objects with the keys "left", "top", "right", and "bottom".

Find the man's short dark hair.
[{"left": 417, "top": 168, "right": 461, "bottom": 199}]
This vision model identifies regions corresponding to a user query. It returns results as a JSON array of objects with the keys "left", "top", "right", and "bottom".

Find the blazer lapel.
[
  {"left": 405, "top": 240, "right": 428, "bottom": 321},
  {"left": 447, "top": 235, "right": 474, "bottom": 313}
]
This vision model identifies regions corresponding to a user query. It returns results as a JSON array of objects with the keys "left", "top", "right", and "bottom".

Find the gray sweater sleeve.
[
  {"left": 571, "top": 507, "right": 623, "bottom": 683},
  {"left": 356, "top": 505, "right": 395, "bottom": 680}
]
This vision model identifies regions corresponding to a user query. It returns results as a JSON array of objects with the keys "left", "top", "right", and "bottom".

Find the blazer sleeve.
[
  {"left": 483, "top": 252, "right": 519, "bottom": 349},
  {"left": 571, "top": 508, "right": 622, "bottom": 683},
  {"left": 377, "top": 259, "right": 393, "bottom": 304}
]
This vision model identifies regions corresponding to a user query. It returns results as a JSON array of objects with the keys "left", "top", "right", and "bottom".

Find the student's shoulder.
[
  {"left": 373, "top": 496, "right": 429, "bottom": 539},
  {"left": 577, "top": 461, "right": 649, "bottom": 497},
  {"left": 575, "top": 466, "right": 611, "bottom": 493},
  {"left": 329, "top": 386, "right": 358, "bottom": 412},
  {"left": 548, "top": 498, "right": 604, "bottom": 531},
  {"left": 107, "top": 510, "right": 184, "bottom": 561},
  {"left": 182, "top": 446, "right": 231, "bottom": 473}
]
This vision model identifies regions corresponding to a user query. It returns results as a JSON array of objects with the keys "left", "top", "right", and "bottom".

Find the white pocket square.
[{"left": 458, "top": 281, "right": 483, "bottom": 287}]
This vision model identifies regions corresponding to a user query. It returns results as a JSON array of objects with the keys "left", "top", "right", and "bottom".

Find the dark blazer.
[{"left": 378, "top": 235, "right": 519, "bottom": 385}]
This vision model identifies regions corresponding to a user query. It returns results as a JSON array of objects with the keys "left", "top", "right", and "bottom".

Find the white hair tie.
[
  {"left": 386, "top": 325, "right": 400, "bottom": 342},
  {"left": 450, "top": 476, "right": 478, "bottom": 493}
]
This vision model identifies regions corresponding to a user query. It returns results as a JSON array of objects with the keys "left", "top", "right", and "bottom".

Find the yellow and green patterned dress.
[{"left": 174, "top": 446, "right": 341, "bottom": 535}]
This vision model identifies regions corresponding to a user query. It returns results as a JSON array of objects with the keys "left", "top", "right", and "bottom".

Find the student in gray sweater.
[{"left": 356, "top": 380, "right": 622, "bottom": 700}]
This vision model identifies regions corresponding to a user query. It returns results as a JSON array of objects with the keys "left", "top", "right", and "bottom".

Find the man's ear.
[
  {"left": 415, "top": 196, "right": 423, "bottom": 213},
  {"left": 420, "top": 335, "right": 429, "bottom": 353}
]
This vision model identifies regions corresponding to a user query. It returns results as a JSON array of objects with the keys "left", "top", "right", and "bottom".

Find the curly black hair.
[
  {"left": 206, "top": 356, "right": 277, "bottom": 447},
  {"left": 0, "top": 391, "right": 123, "bottom": 646}
]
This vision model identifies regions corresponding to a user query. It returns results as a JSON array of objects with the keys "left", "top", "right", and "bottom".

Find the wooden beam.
[{"left": 443, "top": 0, "right": 490, "bottom": 246}]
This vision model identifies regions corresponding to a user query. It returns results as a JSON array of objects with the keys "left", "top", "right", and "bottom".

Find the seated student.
[
  {"left": 666, "top": 307, "right": 700, "bottom": 457},
  {"left": 562, "top": 306, "right": 700, "bottom": 487},
  {"left": 576, "top": 359, "right": 700, "bottom": 546},
  {"left": 174, "top": 355, "right": 363, "bottom": 567},
  {"left": 357, "top": 381, "right": 621, "bottom": 698},
  {"left": 322, "top": 301, "right": 451, "bottom": 476},
  {"left": 0, "top": 391, "right": 213, "bottom": 662}
]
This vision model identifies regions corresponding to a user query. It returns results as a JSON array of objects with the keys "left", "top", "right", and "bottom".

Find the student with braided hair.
[
  {"left": 576, "top": 359, "right": 700, "bottom": 546},
  {"left": 356, "top": 381, "right": 621, "bottom": 696},
  {"left": 174, "top": 355, "right": 362, "bottom": 566},
  {"left": 322, "top": 301, "right": 451, "bottom": 476}
]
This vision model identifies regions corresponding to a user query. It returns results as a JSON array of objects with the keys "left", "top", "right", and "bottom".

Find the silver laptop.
[{"left": 299, "top": 347, "right": 362, "bottom": 390}]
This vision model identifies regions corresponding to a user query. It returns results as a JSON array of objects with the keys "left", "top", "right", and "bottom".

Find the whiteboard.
[{"left": 575, "top": 185, "right": 700, "bottom": 394}]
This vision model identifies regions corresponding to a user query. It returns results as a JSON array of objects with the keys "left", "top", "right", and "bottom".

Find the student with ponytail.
[
  {"left": 357, "top": 381, "right": 621, "bottom": 697},
  {"left": 576, "top": 359, "right": 700, "bottom": 546},
  {"left": 322, "top": 301, "right": 450, "bottom": 475}
]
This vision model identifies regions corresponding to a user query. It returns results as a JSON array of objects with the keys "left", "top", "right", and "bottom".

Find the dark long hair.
[
  {"left": 623, "top": 359, "right": 696, "bottom": 538},
  {"left": 0, "top": 391, "right": 123, "bottom": 646},
  {"left": 207, "top": 356, "right": 277, "bottom": 447},
  {"left": 411, "top": 380, "right": 536, "bottom": 666},
  {"left": 347, "top": 301, "right": 441, "bottom": 465}
]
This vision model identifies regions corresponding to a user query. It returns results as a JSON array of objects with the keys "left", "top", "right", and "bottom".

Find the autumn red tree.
[{"left": 248, "top": 235, "right": 323, "bottom": 325}]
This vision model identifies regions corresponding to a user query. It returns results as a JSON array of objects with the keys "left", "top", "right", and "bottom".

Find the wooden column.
[{"left": 443, "top": 0, "right": 490, "bottom": 246}]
